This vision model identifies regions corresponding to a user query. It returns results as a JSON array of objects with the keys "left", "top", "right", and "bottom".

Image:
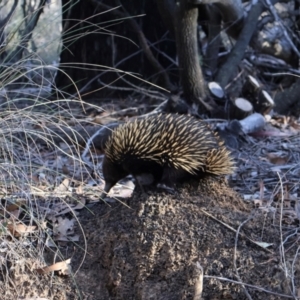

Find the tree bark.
[
  {"left": 175, "top": 0, "right": 211, "bottom": 111},
  {"left": 190, "top": 0, "right": 244, "bottom": 38},
  {"left": 4, "top": 0, "right": 47, "bottom": 63},
  {"left": 274, "top": 79, "right": 300, "bottom": 115},
  {"left": 55, "top": 0, "right": 103, "bottom": 96}
]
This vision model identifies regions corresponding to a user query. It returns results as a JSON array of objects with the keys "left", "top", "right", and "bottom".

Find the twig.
[
  {"left": 97, "top": 78, "right": 167, "bottom": 101},
  {"left": 291, "top": 246, "right": 300, "bottom": 296},
  {"left": 276, "top": 172, "right": 298, "bottom": 300},
  {"left": 200, "top": 208, "right": 273, "bottom": 253},
  {"left": 277, "top": 172, "right": 288, "bottom": 277},
  {"left": 193, "top": 262, "right": 203, "bottom": 300},
  {"left": 204, "top": 275, "right": 295, "bottom": 298},
  {"left": 234, "top": 214, "right": 255, "bottom": 300}
]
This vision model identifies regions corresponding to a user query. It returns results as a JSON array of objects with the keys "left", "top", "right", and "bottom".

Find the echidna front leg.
[
  {"left": 122, "top": 160, "right": 164, "bottom": 187},
  {"left": 133, "top": 176, "right": 146, "bottom": 194}
]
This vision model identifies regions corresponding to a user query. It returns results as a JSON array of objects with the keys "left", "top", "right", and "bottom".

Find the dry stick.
[
  {"left": 204, "top": 276, "right": 295, "bottom": 299},
  {"left": 107, "top": 75, "right": 167, "bottom": 99},
  {"left": 200, "top": 208, "right": 273, "bottom": 253},
  {"left": 216, "top": 0, "right": 266, "bottom": 87},
  {"left": 193, "top": 262, "right": 203, "bottom": 300},
  {"left": 277, "top": 172, "right": 288, "bottom": 276},
  {"left": 216, "top": 3, "right": 260, "bottom": 86},
  {"left": 263, "top": 70, "right": 300, "bottom": 77},
  {"left": 282, "top": 229, "right": 299, "bottom": 254},
  {"left": 82, "top": 73, "right": 127, "bottom": 98},
  {"left": 150, "top": 40, "right": 178, "bottom": 66},
  {"left": 277, "top": 172, "right": 298, "bottom": 300},
  {"left": 234, "top": 214, "right": 255, "bottom": 300},
  {"left": 291, "top": 246, "right": 300, "bottom": 296},
  {"left": 97, "top": 78, "right": 167, "bottom": 101}
]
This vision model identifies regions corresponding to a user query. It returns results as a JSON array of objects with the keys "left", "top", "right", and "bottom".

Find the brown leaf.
[
  {"left": 36, "top": 258, "right": 71, "bottom": 275},
  {"left": 266, "top": 152, "right": 289, "bottom": 165},
  {"left": 62, "top": 164, "right": 70, "bottom": 175},
  {"left": 5, "top": 202, "right": 22, "bottom": 212},
  {"left": 7, "top": 223, "right": 37, "bottom": 237},
  {"left": 54, "top": 178, "right": 70, "bottom": 193}
]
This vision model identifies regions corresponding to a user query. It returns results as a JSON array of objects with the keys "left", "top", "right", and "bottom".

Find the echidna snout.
[
  {"left": 101, "top": 154, "right": 165, "bottom": 198},
  {"left": 101, "top": 114, "right": 235, "bottom": 197},
  {"left": 101, "top": 156, "right": 129, "bottom": 198}
]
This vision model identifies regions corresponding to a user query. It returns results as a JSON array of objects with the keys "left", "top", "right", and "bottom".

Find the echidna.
[{"left": 101, "top": 114, "right": 235, "bottom": 196}]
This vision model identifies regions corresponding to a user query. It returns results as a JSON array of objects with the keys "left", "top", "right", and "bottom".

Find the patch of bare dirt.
[
  {"left": 0, "top": 262, "right": 76, "bottom": 300},
  {"left": 72, "top": 177, "right": 296, "bottom": 300}
]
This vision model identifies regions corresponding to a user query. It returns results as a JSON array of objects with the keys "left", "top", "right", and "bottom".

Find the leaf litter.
[{"left": 1, "top": 102, "right": 300, "bottom": 298}]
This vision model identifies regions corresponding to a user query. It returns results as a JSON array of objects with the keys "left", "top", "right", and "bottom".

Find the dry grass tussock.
[{"left": 0, "top": 96, "right": 109, "bottom": 299}]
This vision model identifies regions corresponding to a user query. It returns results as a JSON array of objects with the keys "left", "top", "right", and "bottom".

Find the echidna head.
[{"left": 101, "top": 156, "right": 128, "bottom": 198}]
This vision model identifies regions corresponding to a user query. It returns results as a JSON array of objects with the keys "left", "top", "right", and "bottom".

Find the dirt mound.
[{"left": 73, "top": 177, "right": 292, "bottom": 300}]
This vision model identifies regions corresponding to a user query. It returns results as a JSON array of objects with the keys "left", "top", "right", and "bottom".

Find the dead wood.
[
  {"left": 208, "top": 81, "right": 224, "bottom": 99},
  {"left": 274, "top": 78, "right": 300, "bottom": 115},
  {"left": 174, "top": 0, "right": 212, "bottom": 110},
  {"left": 256, "top": 90, "right": 274, "bottom": 115},
  {"left": 239, "top": 112, "right": 265, "bottom": 134},
  {"left": 191, "top": 0, "right": 244, "bottom": 38},
  {"left": 241, "top": 75, "right": 274, "bottom": 115},
  {"left": 215, "top": 1, "right": 265, "bottom": 87},
  {"left": 229, "top": 97, "right": 253, "bottom": 120}
]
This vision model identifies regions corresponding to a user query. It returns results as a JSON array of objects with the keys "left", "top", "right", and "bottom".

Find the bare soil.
[{"left": 71, "top": 177, "right": 296, "bottom": 300}]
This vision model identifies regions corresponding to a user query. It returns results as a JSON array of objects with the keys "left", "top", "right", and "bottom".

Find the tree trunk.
[
  {"left": 175, "top": 0, "right": 212, "bottom": 111},
  {"left": 54, "top": 0, "right": 106, "bottom": 96}
]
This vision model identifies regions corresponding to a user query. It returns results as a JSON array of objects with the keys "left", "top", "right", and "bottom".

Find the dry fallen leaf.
[
  {"left": 9, "top": 208, "right": 21, "bottom": 219},
  {"left": 93, "top": 114, "right": 118, "bottom": 125},
  {"left": 49, "top": 198, "right": 86, "bottom": 217},
  {"left": 253, "top": 241, "right": 273, "bottom": 248},
  {"left": 4, "top": 200, "right": 26, "bottom": 212},
  {"left": 72, "top": 197, "right": 86, "bottom": 210},
  {"left": 76, "top": 184, "right": 83, "bottom": 194},
  {"left": 54, "top": 178, "right": 70, "bottom": 193},
  {"left": 0, "top": 202, "right": 22, "bottom": 220},
  {"left": 53, "top": 216, "right": 79, "bottom": 241},
  {"left": 7, "top": 223, "right": 37, "bottom": 237},
  {"left": 254, "top": 199, "right": 262, "bottom": 207},
  {"left": 36, "top": 258, "right": 71, "bottom": 276},
  {"left": 266, "top": 152, "right": 289, "bottom": 165},
  {"left": 106, "top": 180, "right": 135, "bottom": 199}
]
